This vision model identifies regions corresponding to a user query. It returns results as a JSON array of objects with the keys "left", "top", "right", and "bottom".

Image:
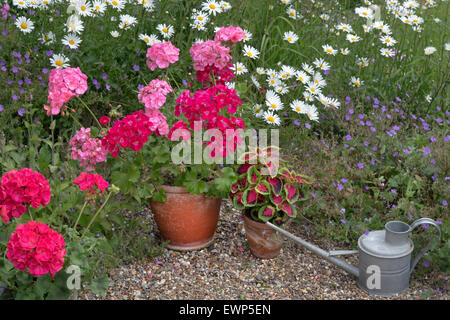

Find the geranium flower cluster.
[
  {"left": 45, "top": 67, "right": 88, "bottom": 116},
  {"left": 214, "top": 25, "right": 246, "bottom": 43},
  {"left": 0, "top": 169, "right": 51, "bottom": 224},
  {"left": 170, "top": 85, "right": 245, "bottom": 157},
  {"left": 101, "top": 110, "right": 154, "bottom": 157},
  {"left": 146, "top": 41, "right": 180, "bottom": 71},
  {"left": 69, "top": 127, "right": 108, "bottom": 171},
  {"left": 138, "top": 79, "right": 172, "bottom": 135},
  {"left": 73, "top": 172, "right": 109, "bottom": 198},
  {"left": 6, "top": 221, "right": 66, "bottom": 278},
  {"left": 190, "top": 40, "right": 234, "bottom": 87}
]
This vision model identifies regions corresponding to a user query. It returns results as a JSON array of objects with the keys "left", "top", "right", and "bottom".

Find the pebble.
[{"left": 79, "top": 202, "right": 448, "bottom": 300}]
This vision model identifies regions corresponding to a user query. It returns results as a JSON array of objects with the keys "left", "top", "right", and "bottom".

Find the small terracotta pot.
[
  {"left": 243, "top": 213, "right": 284, "bottom": 259},
  {"left": 149, "top": 185, "right": 221, "bottom": 250}
]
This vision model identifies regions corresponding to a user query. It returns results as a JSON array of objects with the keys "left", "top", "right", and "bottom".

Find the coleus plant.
[{"left": 229, "top": 147, "right": 314, "bottom": 226}]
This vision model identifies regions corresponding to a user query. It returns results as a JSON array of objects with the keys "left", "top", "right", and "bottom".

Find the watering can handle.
[{"left": 409, "top": 218, "right": 441, "bottom": 274}]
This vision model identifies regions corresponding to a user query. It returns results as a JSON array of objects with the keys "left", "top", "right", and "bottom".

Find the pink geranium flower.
[
  {"left": 45, "top": 67, "right": 88, "bottom": 116},
  {"left": 7, "top": 221, "right": 66, "bottom": 277},
  {"left": 214, "top": 26, "right": 246, "bottom": 43},
  {"left": 146, "top": 41, "right": 180, "bottom": 71}
]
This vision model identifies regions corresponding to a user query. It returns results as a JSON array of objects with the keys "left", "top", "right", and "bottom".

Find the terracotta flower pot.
[
  {"left": 243, "top": 213, "right": 284, "bottom": 259},
  {"left": 149, "top": 185, "right": 221, "bottom": 250}
]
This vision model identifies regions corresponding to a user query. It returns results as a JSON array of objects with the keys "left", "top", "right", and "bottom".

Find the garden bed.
[{"left": 79, "top": 201, "right": 448, "bottom": 300}]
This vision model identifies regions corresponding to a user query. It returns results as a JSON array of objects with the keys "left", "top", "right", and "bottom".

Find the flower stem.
[
  {"left": 76, "top": 96, "right": 102, "bottom": 129},
  {"left": 73, "top": 200, "right": 88, "bottom": 230},
  {"left": 83, "top": 191, "right": 112, "bottom": 237},
  {"left": 167, "top": 69, "right": 181, "bottom": 92},
  {"left": 68, "top": 111, "right": 83, "bottom": 128}
]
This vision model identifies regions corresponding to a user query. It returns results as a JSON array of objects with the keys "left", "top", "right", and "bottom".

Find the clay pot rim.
[
  {"left": 156, "top": 185, "right": 189, "bottom": 194},
  {"left": 154, "top": 185, "right": 221, "bottom": 200},
  {"left": 242, "top": 211, "right": 290, "bottom": 229}
]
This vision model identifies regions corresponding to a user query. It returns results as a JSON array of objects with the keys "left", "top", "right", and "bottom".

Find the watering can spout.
[{"left": 266, "top": 222, "right": 359, "bottom": 278}]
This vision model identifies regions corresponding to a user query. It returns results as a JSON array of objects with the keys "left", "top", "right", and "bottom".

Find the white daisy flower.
[
  {"left": 157, "top": 24, "right": 174, "bottom": 38},
  {"left": 350, "top": 76, "right": 363, "bottom": 87},
  {"left": 67, "top": 15, "right": 84, "bottom": 34},
  {"left": 305, "top": 104, "right": 319, "bottom": 122},
  {"left": 424, "top": 46, "right": 437, "bottom": 55},
  {"left": 243, "top": 45, "right": 260, "bottom": 59},
  {"left": 357, "top": 57, "right": 369, "bottom": 68},
  {"left": 284, "top": 31, "right": 298, "bottom": 44},
  {"left": 202, "top": 0, "right": 223, "bottom": 16},
  {"left": 15, "top": 16, "right": 34, "bottom": 34},
  {"left": 303, "top": 91, "right": 313, "bottom": 102},
  {"left": 250, "top": 75, "right": 261, "bottom": 89},
  {"left": 267, "top": 76, "right": 281, "bottom": 88},
  {"left": 256, "top": 67, "right": 265, "bottom": 75},
  {"left": 220, "top": 1, "right": 231, "bottom": 10},
  {"left": 323, "top": 44, "right": 337, "bottom": 55},
  {"left": 191, "top": 11, "right": 210, "bottom": 25},
  {"left": 92, "top": 1, "right": 107, "bottom": 15},
  {"left": 253, "top": 104, "right": 264, "bottom": 118},
  {"left": 355, "top": 7, "right": 374, "bottom": 19},
  {"left": 336, "top": 23, "right": 353, "bottom": 33},
  {"left": 305, "top": 82, "right": 321, "bottom": 96},
  {"left": 119, "top": 14, "right": 138, "bottom": 30},
  {"left": 74, "top": 0, "right": 93, "bottom": 17},
  {"left": 340, "top": 48, "right": 350, "bottom": 55},
  {"left": 346, "top": 34, "right": 361, "bottom": 43},
  {"left": 295, "top": 70, "right": 310, "bottom": 84},
  {"left": 313, "top": 58, "right": 330, "bottom": 71},
  {"left": 286, "top": 7, "right": 297, "bottom": 19},
  {"left": 13, "top": 0, "right": 28, "bottom": 9},
  {"left": 266, "top": 90, "right": 283, "bottom": 111},
  {"left": 380, "top": 47, "right": 395, "bottom": 57},
  {"left": 139, "top": 33, "right": 160, "bottom": 46},
  {"left": 263, "top": 110, "right": 281, "bottom": 126},
  {"left": 233, "top": 62, "right": 248, "bottom": 75},
  {"left": 50, "top": 53, "right": 70, "bottom": 68},
  {"left": 380, "top": 35, "right": 396, "bottom": 47},
  {"left": 275, "top": 85, "right": 289, "bottom": 95},
  {"left": 290, "top": 100, "right": 308, "bottom": 114},
  {"left": 62, "top": 34, "right": 82, "bottom": 49},
  {"left": 313, "top": 72, "right": 326, "bottom": 88},
  {"left": 108, "top": 0, "right": 125, "bottom": 11},
  {"left": 302, "top": 63, "right": 315, "bottom": 75},
  {"left": 241, "top": 29, "right": 252, "bottom": 42},
  {"left": 110, "top": 30, "right": 120, "bottom": 38},
  {"left": 40, "top": 31, "right": 56, "bottom": 45}
]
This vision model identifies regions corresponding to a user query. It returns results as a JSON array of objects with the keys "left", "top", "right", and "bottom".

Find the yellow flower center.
[
  {"left": 145, "top": 38, "right": 149, "bottom": 43},
  {"left": 20, "top": 23, "right": 28, "bottom": 29},
  {"left": 354, "top": 81, "right": 359, "bottom": 86},
  {"left": 198, "top": 16, "right": 203, "bottom": 21},
  {"left": 112, "top": 1, "right": 118, "bottom": 5},
  {"left": 287, "top": 37, "right": 292, "bottom": 42},
  {"left": 326, "top": 49, "right": 332, "bottom": 53},
  {"left": 44, "top": 36, "right": 50, "bottom": 41},
  {"left": 81, "top": 5, "right": 86, "bottom": 11},
  {"left": 296, "top": 107, "right": 301, "bottom": 112},
  {"left": 162, "top": 28, "right": 168, "bottom": 33},
  {"left": 247, "top": 51, "right": 252, "bottom": 56},
  {"left": 271, "top": 104, "right": 277, "bottom": 109},
  {"left": 71, "top": 24, "right": 76, "bottom": 30},
  {"left": 289, "top": 12, "right": 294, "bottom": 16},
  {"left": 19, "top": 1, "right": 24, "bottom": 4},
  {"left": 209, "top": 4, "right": 216, "bottom": 9},
  {"left": 267, "top": 116, "right": 275, "bottom": 122},
  {"left": 55, "top": 60, "right": 63, "bottom": 66},
  {"left": 69, "top": 40, "right": 75, "bottom": 45},
  {"left": 310, "top": 87, "right": 315, "bottom": 92}
]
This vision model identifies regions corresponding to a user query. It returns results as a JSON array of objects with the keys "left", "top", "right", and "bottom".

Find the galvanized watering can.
[{"left": 267, "top": 218, "right": 441, "bottom": 296}]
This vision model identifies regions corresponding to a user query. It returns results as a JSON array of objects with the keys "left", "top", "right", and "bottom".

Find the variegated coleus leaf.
[
  {"left": 279, "top": 201, "right": 297, "bottom": 218},
  {"left": 247, "top": 165, "right": 260, "bottom": 185},
  {"left": 284, "top": 183, "right": 299, "bottom": 203},
  {"left": 242, "top": 188, "right": 258, "bottom": 207},
  {"left": 267, "top": 177, "right": 283, "bottom": 196},
  {"left": 255, "top": 180, "right": 270, "bottom": 195},
  {"left": 257, "top": 205, "right": 276, "bottom": 222}
]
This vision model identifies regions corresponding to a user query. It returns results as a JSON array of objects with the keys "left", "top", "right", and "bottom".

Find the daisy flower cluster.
[{"left": 189, "top": 1, "right": 232, "bottom": 31}]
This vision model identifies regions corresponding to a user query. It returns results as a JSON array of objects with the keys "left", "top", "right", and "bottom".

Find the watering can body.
[
  {"left": 356, "top": 218, "right": 441, "bottom": 296},
  {"left": 267, "top": 217, "right": 441, "bottom": 297}
]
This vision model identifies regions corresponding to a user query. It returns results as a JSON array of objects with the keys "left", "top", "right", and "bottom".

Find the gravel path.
[{"left": 79, "top": 201, "right": 448, "bottom": 300}]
